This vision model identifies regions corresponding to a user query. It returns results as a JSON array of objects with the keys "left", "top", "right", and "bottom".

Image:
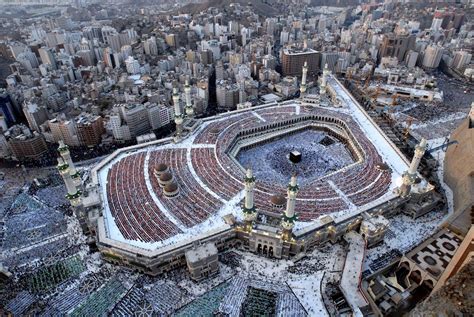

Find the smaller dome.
[
  {"left": 164, "top": 182, "right": 178, "bottom": 193},
  {"left": 156, "top": 163, "right": 168, "bottom": 172},
  {"left": 375, "top": 162, "right": 389, "bottom": 171},
  {"left": 270, "top": 194, "right": 286, "bottom": 206},
  {"left": 159, "top": 172, "right": 173, "bottom": 182},
  {"left": 209, "top": 128, "right": 220, "bottom": 135}
]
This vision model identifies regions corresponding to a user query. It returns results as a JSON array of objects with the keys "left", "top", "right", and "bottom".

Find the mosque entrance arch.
[{"left": 255, "top": 242, "right": 275, "bottom": 258}]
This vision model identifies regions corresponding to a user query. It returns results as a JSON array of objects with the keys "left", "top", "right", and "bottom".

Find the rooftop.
[{"left": 185, "top": 242, "right": 218, "bottom": 263}]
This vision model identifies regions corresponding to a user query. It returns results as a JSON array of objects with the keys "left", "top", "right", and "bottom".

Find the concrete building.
[
  {"left": 379, "top": 33, "right": 416, "bottom": 62},
  {"left": 38, "top": 47, "right": 57, "bottom": 69},
  {"left": 147, "top": 103, "right": 171, "bottom": 130},
  {"left": 77, "top": 49, "right": 95, "bottom": 66},
  {"left": 0, "top": 132, "right": 11, "bottom": 158},
  {"left": 0, "top": 90, "right": 18, "bottom": 127},
  {"left": 109, "top": 114, "right": 131, "bottom": 142},
  {"left": 119, "top": 104, "right": 151, "bottom": 137},
  {"left": 144, "top": 37, "right": 158, "bottom": 56},
  {"left": 281, "top": 47, "right": 320, "bottom": 76},
  {"left": 23, "top": 101, "right": 49, "bottom": 133},
  {"left": 405, "top": 50, "right": 419, "bottom": 68},
  {"left": 5, "top": 124, "right": 48, "bottom": 160},
  {"left": 185, "top": 243, "right": 219, "bottom": 281},
  {"left": 360, "top": 214, "right": 389, "bottom": 247},
  {"left": 201, "top": 39, "right": 221, "bottom": 60},
  {"left": 321, "top": 52, "right": 339, "bottom": 73},
  {"left": 451, "top": 51, "right": 472, "bottom": 70},
  {"left": 165, "top": 34, "right": 177, "bottom": 49},
  {"left": 48, "top": 117, "right": 80, "bottom": 147},
  {"left": 422, "top": 45, "right": 443, "bottom": 69},
  {"left": 125, "top": 56, "right": 140, "bottom": 75},
  {"left": 101, "top": 26, "right": 118, "bottom": 47},
  {"left": 76, "top": 114, "right": 104, "bottom": 147},
  {"left": 431, "top": 16, "right": 443, "bottom": 31},
  {"left": 216, "top": 80, "right": 240, "bottom": 110}
]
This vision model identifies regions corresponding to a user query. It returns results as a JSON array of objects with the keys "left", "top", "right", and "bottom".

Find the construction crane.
[
  {"left": 401, "top": 115, "right": 420, "bottom": 142},
  {"left": 346, "top": 69, "right": 353, "bottom": 80},
  {"left": 380, "top": 104, "right": 395, "bottom": 125},
  {"left": 391, "top": 93, "right": 399, "bottom": 106},
  {"left": 426, "top": 138, "right": 458, "bottom": 154},
  {"left": 403, "top": 117, "right": 413, "bottom": 142},
  {"left": 364, "top": 72, "right": 371, "bottom": 89},
  {"left": 371, "top": 85, "right": 381, "bottom": 102}
]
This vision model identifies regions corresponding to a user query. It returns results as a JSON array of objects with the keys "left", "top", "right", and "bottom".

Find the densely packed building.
[{"left": 0, "top": 0, "right": 473, "bottom": 316}]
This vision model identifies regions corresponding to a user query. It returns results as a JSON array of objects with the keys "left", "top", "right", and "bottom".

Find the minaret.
[
  {"left": 184, "top": 79, "right": 194, "bottom": 118},
  {"left": 173, "top": 86, "right": 184, "bottom": 139},
  {"left": 320, "top": 63, "right": 330, "bottom": 95},
  {"left": 300, "top": 61, "right": 308, "bottom": 95},
  {"left": 281, "top": 174, "right": 299, "bottom": 240},
  {"left": 242, "top": 168, "right": 257, "bottom": 231},
  {"left": 57, "top": 157, "right": 82, "bottom": 206},
  {"left": 397, "top": 138, "right": 427, "bottom": 197},
  {"left": 58, "top": 140, "right": 80, "bottom": 186}
]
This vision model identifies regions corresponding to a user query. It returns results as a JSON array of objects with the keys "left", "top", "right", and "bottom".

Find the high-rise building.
[
  {"left": 108, "top": 33, "right": 122, "bottom": 52},
  {"left": 147, "top": 103, "right": 171, "bottom": 130},
  {"left": 0, "top": 90, "right": 18, "bottom": 127},
  {"left": 321, "top": 52, "right": 339, "bottom": 73},
  {"left": 119, "top": 104, "right": 151, "bottom": 137},
  {"left": 121, "top": 45, "right": 132, "bottom": 60},
  {"left": 280, "top": 29, "right": 290, "bottom": 45},
  {"left": 262, "top": 55, "right": 276, "bottom": 70},
  {"left": 215, "top": 61, "right": 225, "bottom": 81},
  {"left": 0, "top": 131, "right": 11, "bottom": 158},
  {"left": 48, "top": 117, "right": 80, "bottom": 147},
  {"left": 102, "top": 47, "right": 116, "bottom": 68},
  {"left": 77, "top": 49, "right": 95, "bottom": 66},
  {"left": 200, "top": 49, "right": 213, "bottom": 65},
  {"left": 405, "top": 50, "right": 419, "bottom": 68},
  {"left": 83, "top": 26, "right": 103, "bottom": 42},
  {"left": 0, "top": 114, "right": 7, "bottom": 132},
  {"left": 16, "top": 50, "right": 39, "bottom": 70},
  {"left": 125, "top": 56, "right": 140, "bottom": 75},
  {"left": 422, "top": 45, "right": 444, "bottom": 69},
  {"left": 101, "top": 26, "right": 118, "bottom": 46},
  {"left": 451, "top": 51, "right": 472, "bottom": 70},
  {"left": 109, "top": 114, "right": 131, "bottom": 142},
  {"left": 144, "top": 37, "right": 158, "bottom": 56},
  {"left": 431, "top": 16, "right": 443, "bottom": 31},
  {"left": 452, "top": 13, "right": 465, "bottom": 31},
  {"left": 281, "top": 48, "right": 320, "bottom": 76},
  {"left": 165, "top": 34, "right": 177, "bottom": 49},
  {"left": 201, "top": 40, "right": 221, "bottom": 60},
  {"left": 23, "top": 101, "right": 49, "bottom": 132},
  {"left": 379, "top": 33, "right": 416, "bottom": 62},
  {"left": 76, "top": 114, "right": 104, "bottom": 147},
  {"left": 38, "top": 47, "right": 57, "bottom": 69},
  {"left": 5, "top": 124, "right": 48, "bottom": 160},
  {"left": 216, "top": 80, "right": 240, "bottom": 110}
]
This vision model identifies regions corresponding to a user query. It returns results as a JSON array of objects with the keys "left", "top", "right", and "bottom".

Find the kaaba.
[{"left": 289, "top": 150, "right": 302, "bottom": 164}]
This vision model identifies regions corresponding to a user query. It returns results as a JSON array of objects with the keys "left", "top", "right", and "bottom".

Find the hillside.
[{"left": 177, "top": 0, "right": 280, "bottom": 17}]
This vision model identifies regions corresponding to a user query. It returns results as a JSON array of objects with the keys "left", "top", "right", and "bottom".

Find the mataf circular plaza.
[{"left": 88, "top": 74, "right": 418, "bottom": 276}]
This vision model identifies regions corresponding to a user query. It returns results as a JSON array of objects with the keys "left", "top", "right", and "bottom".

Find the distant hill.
[
  {"left": 177, "top": 0, "right": 280, "bottom": 17},
  {"left": 311, "top": 0, "right": 363, "bottom": 6}
]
